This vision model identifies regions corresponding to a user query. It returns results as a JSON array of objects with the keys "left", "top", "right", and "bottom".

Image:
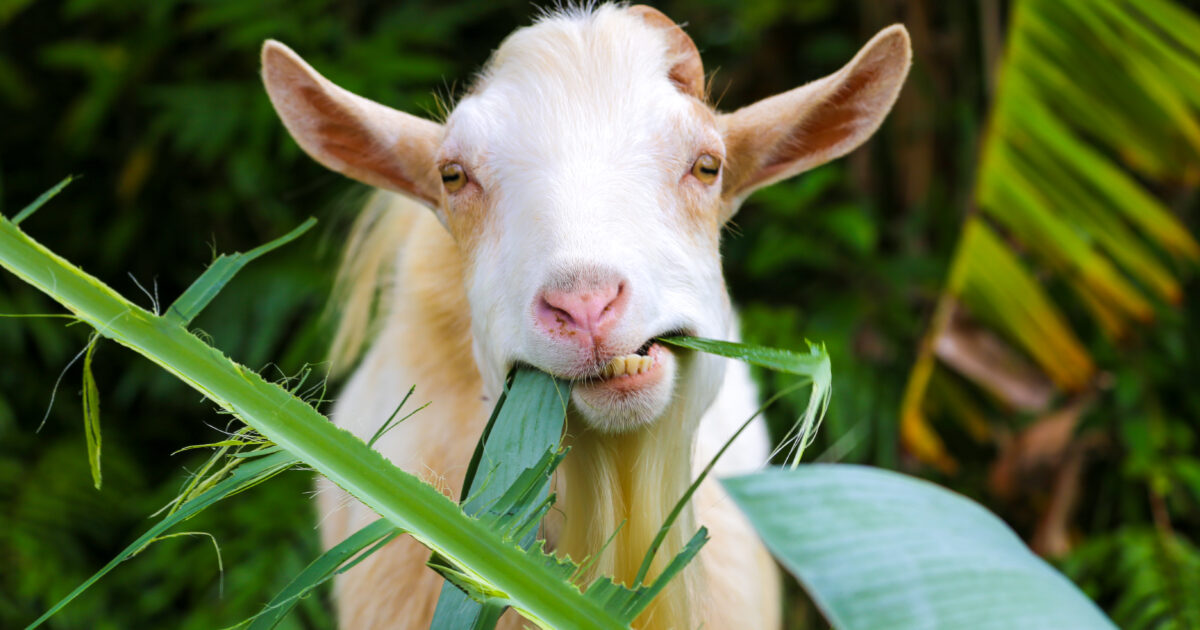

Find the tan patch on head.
[
  {"left": 669, "top": 99, "right": 725, "bottom": 244},
  {"left": 670, "top": 184, "right": 723, "bottom": 252},
  {"left": 440, "top": 179, "right": 492, "bottom": 264},
  {"left": 627, "top": 5, "right": 706, "bottom": 100}
]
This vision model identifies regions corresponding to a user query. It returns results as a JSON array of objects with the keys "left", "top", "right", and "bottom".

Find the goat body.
[{"left": 263, "top": 5, "right": 910, "bottom": 629}]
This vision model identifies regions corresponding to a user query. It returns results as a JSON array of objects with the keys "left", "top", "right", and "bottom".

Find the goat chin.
[
  {"left": 321, "top": 195, "right": 780, "bottom": 630},
  {"left": 569, "top": 362, "right": 678, "bottom": 433}
]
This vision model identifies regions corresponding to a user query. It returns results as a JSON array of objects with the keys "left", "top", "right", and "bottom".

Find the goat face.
[
  {"left": 437, "top": 9, "right": 733, "bottom": 431},
  {"left": 262, "top": 4, "right": 911, "bottom": 431}
]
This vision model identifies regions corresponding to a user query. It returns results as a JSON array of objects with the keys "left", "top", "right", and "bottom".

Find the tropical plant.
[
  {"left": 3, "top": 0, "right": 1198, "bottom": 627},
  {"left": 895, "top": 0, "right": 1200, "bottom": 621},
  {"left": 1, "top": 183, "right": 1117, "bottom": 629},
  {"left": 901, "top": 0, "right": 1200, "bottom": 473}
]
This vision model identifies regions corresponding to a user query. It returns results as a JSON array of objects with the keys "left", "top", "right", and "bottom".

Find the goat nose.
[{"left": 535, "top": 280, "right": 626, "bottom": 343}]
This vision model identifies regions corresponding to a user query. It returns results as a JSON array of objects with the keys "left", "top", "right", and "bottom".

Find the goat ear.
[
  {"left": 261, "top": 40, "right": 443, "bottom": 207},
  {"left": 626, "top": 5, "right": 705, "bottom": 100},
  {"left": 719, "top": 25, "right": 911, "bottom": 210}
]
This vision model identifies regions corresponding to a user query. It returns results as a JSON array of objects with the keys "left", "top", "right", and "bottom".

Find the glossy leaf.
[{"left": 724, "top": 465, "right": 1117, "bottom": 630}]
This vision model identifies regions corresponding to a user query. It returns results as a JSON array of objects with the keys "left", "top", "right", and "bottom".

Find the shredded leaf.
[
  {"left": 81, "top": 334, "right": 102, "bottom": 489},
  {"left": 658, "top": 335, "right": 832, "bottom": 467}
]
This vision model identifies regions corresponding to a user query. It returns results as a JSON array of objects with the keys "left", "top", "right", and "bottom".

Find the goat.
[{"left": 262, "top": 5, "right": 910, "bottom": 628}]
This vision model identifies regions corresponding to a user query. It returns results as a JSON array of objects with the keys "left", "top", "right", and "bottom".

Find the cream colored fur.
[{"left": 263, "top": 5, "right": 910, "bottom": 629}]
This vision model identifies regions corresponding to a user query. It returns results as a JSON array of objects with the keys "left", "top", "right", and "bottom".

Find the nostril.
[
  {"left": 598, "top": 282, "right": 624, "bottom": 319},
  {"left": 538, "top": 296, "right": 577, "bottom": 328}
]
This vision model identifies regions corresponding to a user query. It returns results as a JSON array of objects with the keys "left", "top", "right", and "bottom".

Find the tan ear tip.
[
  {"left": 261, "top": 39, "right": 296, "bottom": 68},
  {"left": 876, "top": 24, "right": 913, "bottom": 58}
]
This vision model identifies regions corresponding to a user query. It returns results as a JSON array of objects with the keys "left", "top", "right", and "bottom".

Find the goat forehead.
[
  {"left": 482, "top": 5, "right": 677, "bottom": 104},
  {"left": 445, "top": 5, "right": 705, "bottom": 164}
]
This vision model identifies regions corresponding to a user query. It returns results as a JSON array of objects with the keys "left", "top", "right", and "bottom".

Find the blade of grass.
[
  {"left": 165, "top": 217, "right": 316, "bottom": 325},
  {"left": 81, "top": 334, "right": 102, "bottom": 489},
  {"left": 246, "top": 518, "right": 401, "bottom": 630},
  {"left": 631, "top": 376, "right": 813, "bottom": 587},
  {"left": 11, "top": 175, "right": 73, "bottom": 225},
  {"left": 657, "top": 335, "right": 832, "bottom": 466},
  {"left": 431, "top": 368, "right": 570, "bottom": 630},
  {"left": 25, "top": 450, "right": 299, "bottom": 629}
]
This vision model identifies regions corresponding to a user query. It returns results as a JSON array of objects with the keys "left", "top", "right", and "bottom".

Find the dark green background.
[{"left": 1, "top": 1, "right": 1197, "bottom": 628}]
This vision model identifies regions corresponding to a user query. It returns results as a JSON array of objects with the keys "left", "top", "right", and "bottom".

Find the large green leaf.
[
  {"left": 723, "top": 465, "right": 1117, "bottom": 630},
  {"left": 431, "top": 368, "right": 570, "bottom": 629}
]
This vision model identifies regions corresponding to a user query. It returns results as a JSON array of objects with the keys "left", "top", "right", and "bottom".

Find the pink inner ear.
[
  {"left": 722, "top": 25, "right": 910, "bottom": 203},
  {"left": 292, "top": 84, "right": 412, "bottom": 192},
  {"left": 763, "top": 68, "right": 880, "bottom": 179},
  {"left": 803, "top": 68, "right": 878, "bottom": 153},
  {"left": 263, "top": 41, "right": 445, "bottom": 207}
]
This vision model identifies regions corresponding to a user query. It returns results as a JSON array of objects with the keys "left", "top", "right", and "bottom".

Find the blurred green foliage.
[{"left": 1, "top": 0, "right": 1198, "bottom": 628}]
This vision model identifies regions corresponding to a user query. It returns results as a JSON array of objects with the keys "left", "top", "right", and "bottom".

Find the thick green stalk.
[{"left": 0, "top": 215, "right": 622, "bottom": 630}]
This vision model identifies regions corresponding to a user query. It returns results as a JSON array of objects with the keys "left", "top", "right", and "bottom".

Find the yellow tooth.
[
  {"left": 609, "top": 356, "right": 626, "bottom": 376},
  {"left": 604, "top": 354, "right": 656, "bottom": 377}
]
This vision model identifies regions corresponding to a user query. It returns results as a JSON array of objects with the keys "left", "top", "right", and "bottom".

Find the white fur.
[
  {"left": 262, "top": 4, "right": 911, "bottom": 628},
  {"left": 446, "top": 7, "right": 730, "bottom": 433}
]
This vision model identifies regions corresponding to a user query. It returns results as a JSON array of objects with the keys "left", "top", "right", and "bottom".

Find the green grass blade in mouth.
[{"left": 658, "top": 335, "right": 832, "bottom": 466}]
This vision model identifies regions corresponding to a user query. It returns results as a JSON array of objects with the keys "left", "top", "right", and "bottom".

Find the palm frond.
[{"left": 902, "top": 0, "right": 1200, "bottom": 472}]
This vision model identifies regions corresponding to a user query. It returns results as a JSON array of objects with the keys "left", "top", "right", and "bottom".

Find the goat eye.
[
  {"left": 440, "top": 163, "right": 466, "bottom": 193},
  {"left": 691, "top": 154, "right": 721, "bottom": 184}
]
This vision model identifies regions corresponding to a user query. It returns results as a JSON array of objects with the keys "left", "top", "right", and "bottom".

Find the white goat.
[{"left": 262, "top": 5, "right": 909, "bottom": 629}]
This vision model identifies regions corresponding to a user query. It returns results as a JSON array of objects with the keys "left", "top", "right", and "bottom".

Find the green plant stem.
[{"left": 0, "top": 215, "right": 621, "bottom": 630}]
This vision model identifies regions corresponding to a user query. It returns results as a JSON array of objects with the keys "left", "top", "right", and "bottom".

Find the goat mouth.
[
  {"left": 582, "top": 342, "right": 667, "bottom": 390},
  {"left": 508, "top": 329, "right": 692, "bottom": 384},
  {"left": 590, "top": 328, "right": 690, "bottom": 382}
]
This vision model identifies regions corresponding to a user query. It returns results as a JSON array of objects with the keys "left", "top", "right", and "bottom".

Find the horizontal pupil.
[
  {"left": 442, "top": 174, "right": 460, "bottom": 181},
  {"left": 700, "top": 167, "right": 718, "bottom": 174}
]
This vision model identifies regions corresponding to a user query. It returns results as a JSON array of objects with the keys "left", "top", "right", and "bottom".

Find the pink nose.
[{"left": 535, "top": 279, "right": 626, "bottom": 344}]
